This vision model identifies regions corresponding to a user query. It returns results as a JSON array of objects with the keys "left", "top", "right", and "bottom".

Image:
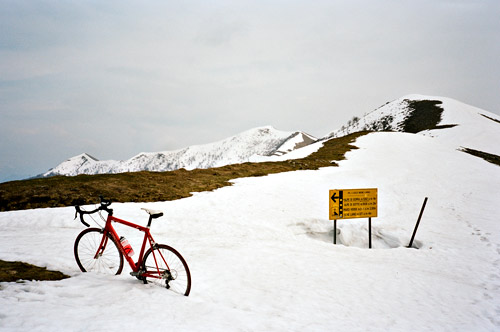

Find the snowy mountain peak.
[
  {"left": 272, "top": 132, "right": 317, "bottom": 156},
  {"left": 42, "top": 126, "right": 317, "bottom": 177},
  {"left": 326, "top": 94, "right": 442, "bottom": 138},
  {"left": 43, "top": 153, "right": 101, "bottom": 177},
  {"left": 65, "top": 153, "right": 99, "bottom": 162},
  {"left": 79, "top": 153, "right": 99, "bottom": 162},
  {"left": 325, "top": 94, "right": 500, "bottom": 155}
]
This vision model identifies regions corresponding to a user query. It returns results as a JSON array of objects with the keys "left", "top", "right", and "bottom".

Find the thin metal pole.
[
  {"left": 408, "top": 197, "right": 428, "bottom": 248},
  {"left": 333, "top": 219, "right": 337, "bottom": 244},
  {"left": 368, "top": 217, "right": 372, "bottom": 249}
]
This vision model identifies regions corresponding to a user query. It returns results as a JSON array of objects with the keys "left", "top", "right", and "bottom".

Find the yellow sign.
[{"left": 329, "top": 188, "right": 378, "bottom": 220}]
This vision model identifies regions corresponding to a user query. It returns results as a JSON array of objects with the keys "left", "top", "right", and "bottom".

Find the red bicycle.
[{"left": 73, "top": 197, "right": 191, "bottom": 296}]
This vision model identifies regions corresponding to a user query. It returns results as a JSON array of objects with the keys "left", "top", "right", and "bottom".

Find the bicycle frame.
[
  {"left": 74, "top": 197, "right": 191, "bottom": 295},
  {"left": 96, "top": 213, "right": 170, "bottom": 278}
]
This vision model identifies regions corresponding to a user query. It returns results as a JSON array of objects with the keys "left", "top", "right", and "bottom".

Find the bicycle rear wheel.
[
  {"left": 141, "top": 244, "right": 191, "bottom": 296},
  {"left": 74, "top": 228, "right": 124, "bottom": 275}
]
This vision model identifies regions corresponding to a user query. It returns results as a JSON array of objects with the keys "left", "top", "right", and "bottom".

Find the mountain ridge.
[
  {"left": 42, "top": 126, "right": 317, "bottom": 178},
  {"left": 326, "top": 94, "right": 500, "bottom": 154},
  {"left": 40, "top": 94, "right": 500, "bottom": 179}
]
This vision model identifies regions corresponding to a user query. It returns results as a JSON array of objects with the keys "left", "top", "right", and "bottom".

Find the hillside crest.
[{"left": 41, "top": 94, "right": 500, "bottom": 178}]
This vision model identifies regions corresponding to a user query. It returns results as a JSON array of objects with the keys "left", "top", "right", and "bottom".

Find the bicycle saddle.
[{"left": 141, "top": 208, "right": 164, "bottom": 219}]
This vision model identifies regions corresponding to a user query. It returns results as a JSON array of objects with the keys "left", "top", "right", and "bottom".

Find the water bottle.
[{"left": 120, "top": 236, "right": 134, "bottom": 257}]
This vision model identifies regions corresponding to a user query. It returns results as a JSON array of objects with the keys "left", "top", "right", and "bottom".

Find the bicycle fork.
[{"left": 94, "top": 231, "right": 110, "bottom": 259}]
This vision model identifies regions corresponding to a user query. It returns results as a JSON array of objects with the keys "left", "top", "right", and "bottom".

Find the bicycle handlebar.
[{"left": 74, "top": 196, "right": 113, "bottom": 227}]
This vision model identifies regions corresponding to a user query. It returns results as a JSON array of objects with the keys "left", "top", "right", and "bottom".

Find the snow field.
[{"left": 1, "top": 132, "right": 500, "bottom": 331}]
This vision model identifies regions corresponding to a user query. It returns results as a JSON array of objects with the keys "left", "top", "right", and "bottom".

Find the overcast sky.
[{"left": 1, "top": 0, "right": 499, "bottom": 181}]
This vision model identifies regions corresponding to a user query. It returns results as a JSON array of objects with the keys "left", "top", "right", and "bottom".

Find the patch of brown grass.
[
  {"left": 0, "top": 132, "right": 368, "bottom": 211},
  {"left": 0, "top": 260, "right": 69, "bottom": 282}
]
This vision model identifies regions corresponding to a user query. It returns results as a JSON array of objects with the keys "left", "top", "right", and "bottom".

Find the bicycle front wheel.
[
  {"left": 142, "top": 244, "right": 191, "bottom": 296},
  {"left": 74, "top": 228, "right": 124, "bottom": 275}
]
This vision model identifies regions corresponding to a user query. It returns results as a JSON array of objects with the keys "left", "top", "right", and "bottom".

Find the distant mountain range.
[
  {"left": 41, "top": 126, "right": 317, "bottom": 177},
  {"left": 41, "top": 94, "right": 500, "bottom": 178}
]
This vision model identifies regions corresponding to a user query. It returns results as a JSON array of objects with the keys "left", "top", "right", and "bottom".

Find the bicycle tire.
[
  {"left": 141, "top": 244, "right": 191, "bottom": 296},
  {"left": 74, "top": 228, "right": 124, "bottom": 275}
]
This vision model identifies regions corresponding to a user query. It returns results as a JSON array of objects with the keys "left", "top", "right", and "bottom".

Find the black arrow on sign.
[{"left": 331, "top": 192, "right": 338, "bottom": 203}]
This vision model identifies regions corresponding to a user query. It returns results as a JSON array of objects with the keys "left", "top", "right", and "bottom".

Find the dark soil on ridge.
[
  {"left": 402, "top": 99, "right": 448, "bottom": 133},
  {"left": 461, "top": 148, "right": 500, "bottom": 167}
]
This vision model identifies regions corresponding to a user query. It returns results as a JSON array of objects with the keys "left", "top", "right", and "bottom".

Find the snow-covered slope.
[
  {"left": 326, "top": 94, "right": 500, "bottom": 155},
  {"left": 420, "top": 97, "right": 500, "bottom": 154},
  {"left": 271, "top": 131, "right": 317, "bottom": 156},
  {"left": 2, "top": 95, "right": 500, "bottom": 329},
  {"left": 254, "top": 95, "right": 500, "bottom": 165},
  {"left": 42, "top": 95, "right": 499, "bottom": 179},
  {"left": 1, "top": 129, "right": 499, "bottom": 330},
  {"left": 43, "top": 126, "right": 317, "bottom": 177}
]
